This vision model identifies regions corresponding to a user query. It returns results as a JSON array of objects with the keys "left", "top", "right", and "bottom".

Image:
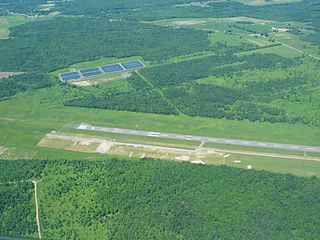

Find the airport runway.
[{"left": 71, "top": 123, "right": 320, "bottom": 153}]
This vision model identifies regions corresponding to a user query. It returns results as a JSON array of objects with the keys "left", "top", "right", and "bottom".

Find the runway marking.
[
  {"left": 148, "top": 134, "right": 160, "bottom": 137},
  {"left": 71, "top": 123, "right": 320, "bottom": 152}
]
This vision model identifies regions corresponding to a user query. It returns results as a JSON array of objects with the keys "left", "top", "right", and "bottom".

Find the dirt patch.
[
  {"left": 72, "top": 81, "right": 93, "bottom": 86},
  {"left": 0, "top": 29, "right": 10, "bottom": 38},
  {"left": 191, "top": 160, "right": 205, "bottom": 164},
  {"left": 0, "top": 146, "right": 8, "bottom": 155},
  {"left": 221, "top": 16, "right": 273, "bottom": 24},
  {"left": 172, "top": 20, "right": 206, "bottom": 25},
  {"left": 175, "top": 155, "right": 190, "bottom": 161},
  {"left": 49, "top": 11, "right": 61, "bottom": 16},
  {"left": 0, "top": 72, "right": 24, "bottom": 79},
  {"left": 96, "top": 143, "right": 113, "bottom": 153},
  {"left": 0, "top": 17, "right": 9, "bottom": 25}
]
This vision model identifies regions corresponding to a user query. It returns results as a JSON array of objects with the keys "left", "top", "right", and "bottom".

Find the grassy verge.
[{"left": 0, "top": 87, "right": 319, "bottom": 147}]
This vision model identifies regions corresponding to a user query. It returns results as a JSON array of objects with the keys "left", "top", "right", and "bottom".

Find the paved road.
[
  {"left": 47, "top": 134, "right": 201, "bottom": 153},
  {"left": 70, "top": 123, "right": 320, "bottom": 153}
]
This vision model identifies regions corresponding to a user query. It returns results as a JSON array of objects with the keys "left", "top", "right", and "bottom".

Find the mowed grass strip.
[
  {"left": 221, "top": 153, "right": 320, "bottom": 177},
  {"left": 0, "top": 88, "right": 319, "bottom": 147}
]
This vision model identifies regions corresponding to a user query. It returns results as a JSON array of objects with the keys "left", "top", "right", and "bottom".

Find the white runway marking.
[{"left": 70, "top": 123, "right": 320, "bottom": 152}]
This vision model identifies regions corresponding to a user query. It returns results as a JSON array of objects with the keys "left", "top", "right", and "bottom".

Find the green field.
[
  {"left": 0, "top": 15, "right": 30, "bottom": 38},
  {"left": 0, "top": 85, "right": 319, "bottom": 176},
  {"left": 1, "top": 87, "right": 319, "bottom": 146}
]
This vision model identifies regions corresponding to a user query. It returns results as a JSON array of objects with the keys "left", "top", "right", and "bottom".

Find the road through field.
[{"left": 70, "top": 123, "right": 320, "bottom": 153}]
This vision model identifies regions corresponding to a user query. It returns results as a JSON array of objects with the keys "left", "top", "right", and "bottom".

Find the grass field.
[
  {"left": 269, "top": 31, "right": 320, "bottom": 58},
  {"left": 0, "top": 85, "right": 319, "bottom": 176},
  {"left": 1, "top": 87, "right": 319, "bottom": 146},
  {"left": 236, "top": 44, "right": 303, "bottom": 58},
  {"left": 208, "top": 33, "right": 273, "bottom": 48},
  {"left": 223, "top": 153, "right": 320, "bottom": 177},
  {"left": 0, "top": 15, "right": 31, "bottom": 38},
  {"left": 204, "top": 142, "right": 320, "bottom": 157}
]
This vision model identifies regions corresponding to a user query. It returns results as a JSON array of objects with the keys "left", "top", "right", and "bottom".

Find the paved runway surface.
[{"left": 71, "top": 123, "right": 320, "bottom": 153}]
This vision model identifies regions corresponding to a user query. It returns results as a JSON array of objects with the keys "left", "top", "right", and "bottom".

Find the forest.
[
  {"left": 0, "top": 182, "right": 37, "bottom": 238},
  {"left": 0, "top": 73, "right": 53, "bottom": 99},
  {"left": 0, "top": 18, "right": 210, "bottom": 72},
  {"left": 52, "top": 0, "right": 320, "bottom": 23},
  {"left": 0, "top": 159, "right": 320, "bottom": 239}
]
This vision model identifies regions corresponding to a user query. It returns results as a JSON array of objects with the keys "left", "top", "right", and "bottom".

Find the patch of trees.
[
  {"left": 142, "top": 53, "right": 296, "bottom": 87},
  {"left": 64, "top": 89, "right": 178, "bottom": 115},
  {"left": 164, "top": 83, "right": 288, "bottom": 122},
  {"left": 0, "top": 160, "right": 46, "bottom": 182},
  {"left": 0, "top": 73, "right": 54, "bottom": 100},
  {"left": 0, "top": 18, "right": 210, "bottom": 72},
  {"left": 2, "top": 159, "right": 319, "bottom": 240},
  {"left": 0, "top": 183, "right": 37, "bottom": 237},
  {"left": 0, "top": 0, "right": 47, "bottom": 15},
  {"left": 105, "top": 0, "right": 320, "bottom": 23}
]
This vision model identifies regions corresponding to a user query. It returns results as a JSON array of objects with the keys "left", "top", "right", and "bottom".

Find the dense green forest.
[
  {"left": 0, "top": 73, "right": 53, "bottom": 99},
  {"left": 0, "top": 18, "right": 210, "bottom": 72},
  {"left": 52, "top": 0, "right": 320, "bottom": 23},
  {"left": 0, "top": 160, "right": 45, "bottom": 237},
  {"left": 0, "top": 0, "right": 47, "bottom": 15},
  {"left": 141, "top": 54, "right": 296, "bottom": 87},
  {"left": 0, "top": 182, "right": 37, "bottom": 237},
  {"left": 1, "top": 159, "right": 320, "bottom": 239}
]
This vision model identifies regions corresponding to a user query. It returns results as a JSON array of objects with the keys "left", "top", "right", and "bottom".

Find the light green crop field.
[{"left": 0, "top": 15, "right": 31, "bottom": 38}]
